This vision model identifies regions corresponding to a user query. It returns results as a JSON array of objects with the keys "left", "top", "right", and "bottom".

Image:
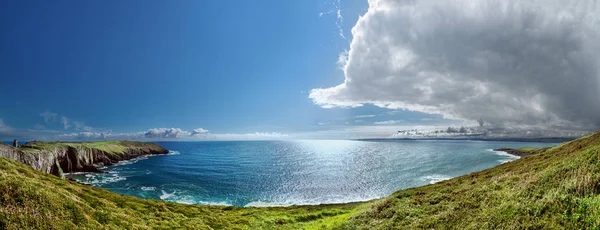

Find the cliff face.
[{"left": 0, "top": 141, "right": 168, "bottom": 177}]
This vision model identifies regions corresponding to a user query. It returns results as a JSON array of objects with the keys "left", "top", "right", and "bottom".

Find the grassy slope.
[
  {"left": 339, "top": 132, "right": 600, "bottom": 229},
  {"left": 514, "top": 147, "right": 539, "bottom": 152},
  {"left": 2, "top": 132, "right": 600, "bottom": 229}
]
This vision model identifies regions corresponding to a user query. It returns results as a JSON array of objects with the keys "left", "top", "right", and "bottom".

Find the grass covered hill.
[{"left": 2, "top": 131, "right": 600, "bottom": 229}]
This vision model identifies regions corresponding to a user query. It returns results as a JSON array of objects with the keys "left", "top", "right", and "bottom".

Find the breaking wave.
[
  {"left": 421, "top": 174, "right": 452, "bottom": 184},
  {"left": 487, "top": 149, "right": 520, "bottom": 164}
]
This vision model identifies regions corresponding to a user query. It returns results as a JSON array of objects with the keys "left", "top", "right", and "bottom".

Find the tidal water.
[{"left": 67, "top": 140, "right": 557, "bottom": 207}]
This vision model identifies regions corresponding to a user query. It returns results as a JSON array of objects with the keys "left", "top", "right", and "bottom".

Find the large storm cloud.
[{"left": 310, "top": 0, "right": 600, "bottom": 130}]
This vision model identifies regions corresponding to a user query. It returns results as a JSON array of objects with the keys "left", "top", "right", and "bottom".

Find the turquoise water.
[{"left": 68, "top": 140, "right": 557, "bottom": 207}]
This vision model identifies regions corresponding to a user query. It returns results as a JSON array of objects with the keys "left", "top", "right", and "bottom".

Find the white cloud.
[
  {"left": 374, "top": 120, "right": 403, "bottom": 125},
  {"left": 310, "top": 0, "right": 600, "bottom": 131},
  {"left": 293, "top": 125, "right": 448, "bottom": 139},
  {"left": 56, "top": 128, "right": 290, "bottom": 141},
  {"left": 39, "top": 111, "right": 94, "bottom": 132},
  {"left": 191, "top": 128, "right": 209, "bottom": 135},
  {"left": 40, "top": 111, "right": 58, "bottom": 123},
  {"left": 317, "top": 122, "right": 331, "bottom": 126},
  {"left": 354, "top": 114, "right": 375, "bottom": 118},
  {"left": 336, "top": 7, "right": 345, "bottom": 40},
  {"left": 144, "top": 128, "right": 189, "bottom": 139},
  {"left": 337, "top": 49, "right": 349, "bottom": 70},
  {"left": 320, "top": 0, "right": 346, "bottom": 40},
  {"left": 61, "top": 116, "right": 71, "bottom": 129}
]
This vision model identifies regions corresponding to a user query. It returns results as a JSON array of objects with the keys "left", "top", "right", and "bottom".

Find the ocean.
[{"left": 65, "top": 140, "right": 557, "bottom": 207}]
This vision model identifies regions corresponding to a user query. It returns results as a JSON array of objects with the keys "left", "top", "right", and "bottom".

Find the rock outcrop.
[{"left": 0, "top": 141, "right": 168, "bottom": 177}]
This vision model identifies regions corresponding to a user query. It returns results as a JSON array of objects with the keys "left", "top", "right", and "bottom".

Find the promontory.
[{"left": 0, "top": 140, "right": 168, "bottom": 177}]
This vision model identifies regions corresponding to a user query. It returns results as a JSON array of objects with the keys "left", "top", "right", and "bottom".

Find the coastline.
[
  {"left": 492, "top": 148, "right": 536, "bottom": 157},
  {"left": 1, "top": 132, "right": 599, "bottom": 228}
]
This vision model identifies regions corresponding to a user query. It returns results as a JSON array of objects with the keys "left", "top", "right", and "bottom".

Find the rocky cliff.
[{"left": 0, "top": 141, "right": 168, "bottom": 177}]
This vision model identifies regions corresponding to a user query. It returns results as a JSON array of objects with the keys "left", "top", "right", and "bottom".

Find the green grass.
[
  {"left": 514, "top": 147, "right": 538, "bottom": 152},
  {"left": 17, "top": 141, "right": 167, "bottom": 156},
  {"left": 3, "top": 132, "right": 600, "bottom": 229},
  {"left": 338, "top": 131, "right": 600, "bottom": 229}
]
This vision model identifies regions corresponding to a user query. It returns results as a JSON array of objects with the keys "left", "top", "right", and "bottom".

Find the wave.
[
  {"left": 74, "top": 173, "right": 126, "bottom": 185},
  {"left": 173, "top": 197, "right": 195, "bottom": 205},
  {"left": 160, "top": 190, "right": 176, "bottom": 200},
  {"left": 487, "top": 149, "right": 520, "bottom": 163},
  {"left": 141, "top": 186, "right": 156, "bottom": 191},
  {"left": 158, "top": 189, "right": 231, "bottom": 206},
  {"left": 487, "top": 149, "right": 521, "bottom": 158},
  {"left": 422, "top": 174, "right": 452, "bottom": 184},
  {"left": 99, "top": 150, "right": 178, "bottom": 169},
  {"left": 63, "top": 172, "right": 89, "bottom": 175},
  {"left": 198, "top": 201, "right": 231, "bottom": 206},
  {"left": 244, "top": 201, "right": 292, "bottom": 207},
  {"left": 103, "top": 156, "right": 148, "bottom": 168},
  {"left": 243, "top": 194, "right": 385, "bottom": 207}
]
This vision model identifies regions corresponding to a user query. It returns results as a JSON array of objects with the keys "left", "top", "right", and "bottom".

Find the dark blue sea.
[{"left": 65, "top": 140, "right": 556, "bottom": 207}]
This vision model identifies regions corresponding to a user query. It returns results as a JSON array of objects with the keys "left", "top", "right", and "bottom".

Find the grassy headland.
[
  {"left": 493, "top": 146, "right": 546, "bottom": 157},
  {"left": 2, "top": 132, "right": 600, "bottom": 229},
  {"left": 17, "top": 140, "right": 168, "bottom": 156},
  {"left": 0, "top": 141, "right": 168, "bottom": 177}
]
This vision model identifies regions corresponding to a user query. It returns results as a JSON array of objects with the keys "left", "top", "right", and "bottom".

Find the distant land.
[{"left": 358, "top": 137, "right": 575, "bottom": 143}]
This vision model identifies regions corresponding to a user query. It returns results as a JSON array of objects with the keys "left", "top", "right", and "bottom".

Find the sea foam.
[
  {"left": 160, "top": 190, "right": 176, "bottom": 200},
  {"left": 244, "top": 201, "right": 291, "bottom": 207},
  {"left": 422, "top": 174, "right": 452, "bottom": 184},
  {"left": 487, "top": 149, "right": 520, "bottom": 163},
  {"left": 141, "top": 186, "right": 156, "bottom": 191}
]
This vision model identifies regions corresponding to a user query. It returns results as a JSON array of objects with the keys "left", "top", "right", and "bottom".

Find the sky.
[{"left": 0, "top": 0, "right": 598, "bottom": 141}]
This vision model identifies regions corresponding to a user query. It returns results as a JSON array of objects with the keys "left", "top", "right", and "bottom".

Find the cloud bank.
[
  {"left": 374, "top": 120, "right": 402, "bottom": 125},
  {"left": 58, "top": 128, "right": 288, "bottom": 141},
  {"left": 310, "top": 0, "right": 600, "bottom": 130},
  {"left": 144, "top": 128, "right": 189, "bottom": 138}
]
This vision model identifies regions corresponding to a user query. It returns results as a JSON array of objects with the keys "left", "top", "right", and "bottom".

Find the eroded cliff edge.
[{"left": 0, "top": 141, "right": 168, "bottom": 177}]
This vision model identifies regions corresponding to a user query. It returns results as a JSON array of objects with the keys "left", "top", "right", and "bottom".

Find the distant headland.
[{"left": 0, "top": 140, "right": 168, "bottom": 177}]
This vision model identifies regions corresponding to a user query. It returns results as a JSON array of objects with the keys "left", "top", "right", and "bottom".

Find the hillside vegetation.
[{"left": 2, "top": 132, "right": 600, "bottom": 229}]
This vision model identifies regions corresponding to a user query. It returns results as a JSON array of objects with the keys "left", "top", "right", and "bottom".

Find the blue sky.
[
  {"left": 7, "top": 0, "right": 589, "bottom": 140},
  {"left": 0, "top": 0, "right": 458, "bottom": 140}
]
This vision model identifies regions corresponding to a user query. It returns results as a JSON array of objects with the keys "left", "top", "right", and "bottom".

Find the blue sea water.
[{"left": 67, "top": 140, "right": 557, "bottom": 207}]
